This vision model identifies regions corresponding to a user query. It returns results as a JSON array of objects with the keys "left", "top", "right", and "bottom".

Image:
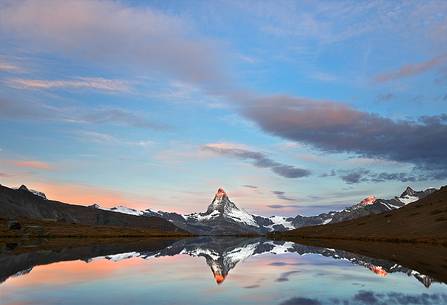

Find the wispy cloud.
[
  {"left": 0, "top": 97, "right": 167, "bottom": 130},
  {"left": 6, "top": 77, "right": 130, "bottom": 92},
  {"left": 13, "top": 160, "right": 52, "bottom": 170},
  {"left": 77, "top": 130, "right": 153, "bottom": 147},
  {"left": 272, "top": 190, "right": 295, "bottom": 201},
  {"left": 374, "top": 53, "right": 447, "bottom": 83},
  {"left": 243, "top": 184, "right": 258, "bottom": 189},
  {"left": 267, "top": 204, "right": 301, "bottom": 209},
  {"left": 0, "top": 60, "right": 23, "bottom": 72},
  {"left": 202, "top": 143, "right": 310, "bottom": 178},
  {"left": 77, "top": 108, "right": 167, "bottom": 130},
  {"left": 0, "top": 0, "right": 228, "bottom": 88}
]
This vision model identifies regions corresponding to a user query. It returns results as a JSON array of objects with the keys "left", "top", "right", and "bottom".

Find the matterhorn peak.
[
  {"left": 206, "top": 188, "right": 232, "bottom": 214},
  {"left": 213, "top": 188, "right": 228, "bottom": 203}
]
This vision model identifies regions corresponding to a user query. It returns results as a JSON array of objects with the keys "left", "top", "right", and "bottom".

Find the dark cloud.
[
  {"left": 340, "top": 169, "right": 371, "bottom": 184},
  {"left": 243, "top": 284, "right": 260, "bottom": 289},
  {"left": 269, "top": 261, "right": 300, "bottom": 267},
  {"left": 351, "top": 291, "right": 447, "bottom": 305},
  {"left": 370, "top": 172, "right": 417, "bottom": 183},
  {"left": 240, "top": 95, "right": 447, "bottom": 179},
  {"left": 272, "top": 191, "right": 295, "bottom": 201},
  {"left": 320, "top": 170, "right": 336, "bottom": 177},
  {"left": 272, "top": 165, "right": 310, "bottom": 179},
  {"left": 354, "top": 291, "right": 379, "bottom": 304},
  {"left": 339, "top": 169, "right": 423, "bottom": 184},
  {"left": 0, "top": 97, "right": 167, "bottom": 130},
  {"left": 279, "top": 297, "right": 321, "bottom": 305},
  {"left": 243, "top": 184, "right": 258, "bottom": 189},
  {"left": 386, "top": 292, "right": 447, "bottom": 305},
  {"left": 267, "top": 204, "right": 301, "bottom": 209},
  {"left": 269, "top": 262, "right": 290, "bottom": 266},
  {"left": 276, "top": 270, "right": 301, "bottom": 282},
  {"left": 285, "top": 291, "right": 447, "bottom": 305},
  {"left": 202, "top": 144, "right": 311, "bottom": 178}
]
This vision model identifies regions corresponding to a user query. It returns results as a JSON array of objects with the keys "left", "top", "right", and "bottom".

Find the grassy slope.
[
  {"left": 272, "top": 186, "right": 447, "bottom": 244},
  {"left": 0, "top": 217, "right": 191, "bottom": 238}
]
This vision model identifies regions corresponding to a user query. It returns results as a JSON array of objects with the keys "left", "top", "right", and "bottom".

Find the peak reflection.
[{"left": 0, "top": 237, "right": 441, "bottom": 288}]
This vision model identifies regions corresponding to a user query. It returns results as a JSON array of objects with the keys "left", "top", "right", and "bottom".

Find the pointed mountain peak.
[
  {"left": 213, "top": 272, "right": 226, "bottom": 285},
  {"left": 400, "top": 186, "right": 415, "bottom": 197},
  {"left": 214, "top": 188, "right": 228, "bottom": 202},
  {"left": 204, "top": 187, "right": 241, "bottom": 216},
  {"left": 17, "top": 185, "right": 47, "bottom": 199},
  {"left": 18, "top": 184, "right": 29, "bottom": 191}
]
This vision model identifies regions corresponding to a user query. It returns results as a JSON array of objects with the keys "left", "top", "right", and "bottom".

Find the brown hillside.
[{"left": 0, "top": 184, "right": 189, "bottom": 235}]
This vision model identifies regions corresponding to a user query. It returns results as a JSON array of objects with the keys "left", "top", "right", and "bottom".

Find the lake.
[{"left": 1, "top": 237, "right": 446, "bottom": 305}]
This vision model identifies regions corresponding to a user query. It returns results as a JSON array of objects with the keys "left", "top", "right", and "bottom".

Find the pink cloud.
[
  {"left": 6, "top": 77, "right": 130, "bottom": 92},
  {"left": 0, "top": 60, "right": 23, "bottom": 72},
  {"left": 374, "top": 53, "right": 447, "bottom": 83},
  {"left": 0, "top": 0, "right": 227, "bottom": 87},
  {"left": 13, "top": 160, "right": 52, "bottom": 170}
]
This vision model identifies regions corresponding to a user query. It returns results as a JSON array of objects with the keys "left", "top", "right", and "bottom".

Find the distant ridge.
[
  {"left": 272, "top": 185, "right": 447, "bottom": 244},
  {"left": 1, "top": 183, "right": 441, "bottom": 236}
]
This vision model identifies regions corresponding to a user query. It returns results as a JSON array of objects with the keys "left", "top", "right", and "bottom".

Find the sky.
[{"left": 0, "top": 0, "right": 446, "bottom": 216}]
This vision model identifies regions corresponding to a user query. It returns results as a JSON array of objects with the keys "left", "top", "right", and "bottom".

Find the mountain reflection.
[{"left": 0, "top": 237, "right": 440, "bottom": 287}]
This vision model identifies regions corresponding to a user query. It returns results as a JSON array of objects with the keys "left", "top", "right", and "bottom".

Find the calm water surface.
[{"left": 1, "top": 237, "right": 446, "bottom": 305}]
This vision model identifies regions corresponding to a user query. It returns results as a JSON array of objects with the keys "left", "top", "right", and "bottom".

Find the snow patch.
[
  {"left": 96, "top": 205, "right": 144, "bottom": 216},
  {"left": 323, "top": 218, "right": 332, "bottom": 225},
  {"left": 398, "top": 195, "right": 419, "bottom": 205},
  {"left": 105, "top": 252, "right": 141, "bottom": 262},
  {"left": 267, "top": 216, "right": 295, "bottom": 230},
  {"left": 225, "top": 243, "right": 258, "bottom": 263},
  {"left": 226, "top": 208, "right": 259, "bottom": 227}
]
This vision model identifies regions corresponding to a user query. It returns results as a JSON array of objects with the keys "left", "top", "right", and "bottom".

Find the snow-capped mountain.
[
  {"left": 146, "top": 188, "right": 263, "bottom": 235},
  {"left": 91, "top": 204, "right": 144, "bottom": 216},
  {"left": 90, "top": 186, "right": 438, "bottom": 234},
  {"left": 16, "top": 185, "right": 47, "bottom": 199}
]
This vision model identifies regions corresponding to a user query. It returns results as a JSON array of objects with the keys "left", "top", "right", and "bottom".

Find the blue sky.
[{"left": 0, "top": 0, "right": 446, "bottom": 216}]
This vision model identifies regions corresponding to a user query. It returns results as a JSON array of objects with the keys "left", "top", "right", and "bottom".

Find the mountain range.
[
  {"left": 93, "top": 186, "right": 437, "bottom": 235},
  {"left": 0, "top": 183, "right": 438, "bottom": 236}
]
